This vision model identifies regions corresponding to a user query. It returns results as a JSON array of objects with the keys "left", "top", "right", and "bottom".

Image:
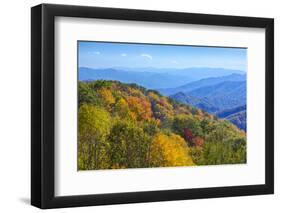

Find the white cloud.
[
  {"left": 172, "top": 60, "right": 178, "bottom": 64},
  {"left": 121, "top": 53, "right": 127, "bottom": 57},
  {"left": 141, "top": 53, "right": 152, "bottom": 60},
  {"left": 93, "top": 51, "right": 100, "bottom": 55}
]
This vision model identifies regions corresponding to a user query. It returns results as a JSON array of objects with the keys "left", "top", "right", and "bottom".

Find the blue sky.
[{"left": 78, "top": 41, "right": 247, "bottom": 71}]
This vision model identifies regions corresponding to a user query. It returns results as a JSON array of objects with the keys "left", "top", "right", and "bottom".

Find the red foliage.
[
  {"left": 183, "top": 128, "right": 194, "bottom": 142},
  {"left": 192, "top": 137, "right": 204, "bottom": 147},
  {"left": 183, "top": 128, "right": 204, "bottom": 147}
]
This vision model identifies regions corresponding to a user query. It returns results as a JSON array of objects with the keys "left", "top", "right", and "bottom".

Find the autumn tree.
[
  {"left": 107, "top": 120, "right": 151, "bottom": 168},
  {"left": 113, "top": 97, "right": 130, "bottom": 118},
  {"left": 141, "top": 119, "right": 160, "bottom": 136},
  {"left": 97, "top": 88, "right": 115, "bottom": 107},
  {"left": 172, "top": 114, "right": 203, "bottom": 140},
  {"left": 148, "top": 93, "right": 174, "bottom": 122},
  {"left": 192, "top": 136, "right": 204, "bottom": 146},
  {"left": 201, "top": 122, "right": 246, "bottom": 165},
  {"left": 78, "top": 80, "right": 247, "bottom": 170},
  {"left": 126, "top": 96, "right": 152, "bottom": 122},
  {"left": 78, "top": 104, "right": 111, "bottom": 170},
  {"left": 149, "top": 133, "right": 194, "bottom": 167}
]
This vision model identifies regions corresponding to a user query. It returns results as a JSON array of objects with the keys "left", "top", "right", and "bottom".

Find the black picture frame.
[{"left": 31, "top": 3, "right": 274, "bottom": 209}]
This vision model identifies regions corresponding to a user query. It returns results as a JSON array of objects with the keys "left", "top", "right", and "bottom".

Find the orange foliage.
[
  {"left": 97, "top": 88, "right": 115, "bottom": 105},
  {"left": 126, "top": 96, "right": 152, "bottom": 122},
  {"left": 192, "top": 136, "right": 204, "bottom": 147}
]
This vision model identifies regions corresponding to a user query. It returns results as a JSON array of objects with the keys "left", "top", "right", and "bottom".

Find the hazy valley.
[{"left": 79, "top": 67, "right": 247, "bottom": 131}]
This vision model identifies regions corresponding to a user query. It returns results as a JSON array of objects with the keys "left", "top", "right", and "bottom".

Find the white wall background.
[{"left": 0, "top": 0, "right": 279, "bottom": 212}]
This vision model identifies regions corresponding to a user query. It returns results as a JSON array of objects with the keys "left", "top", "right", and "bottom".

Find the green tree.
[
  {"left": 113, "top": 97, "right": 131, "bottom": 119},
  {"left": 78, "top": 104, "right": 111, "bottom": 170},
  {"left": 107, "top": 120, "right": 151, "bottom": 168},
  {"left": 78, "top": 80, "right": 247, "bottom": 169},
  {"left": 200, "top": 122, "right": 246, "bottom": 165},
  {"left": 172, "top": 114, "right": 203, "bottom": 138},
  {"left": 78, "top": 82, "right": 100, "bottom": 106}
]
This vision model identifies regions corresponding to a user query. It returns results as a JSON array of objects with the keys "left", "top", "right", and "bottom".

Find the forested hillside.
[
  {"left": 216, "top": 105, "right": 247, "bottom": 131},
  {"left": 170, "top": 81, "right": 246, "bottom": 111},
  {"left": 168, "top": 77, "right": 246, "bottom": 131},
  {"left": 78, "top": 80, "right": 246, "bottom": 170}
]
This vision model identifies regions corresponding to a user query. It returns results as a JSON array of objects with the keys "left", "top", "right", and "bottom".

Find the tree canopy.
[{"left": 78, "top": 80, "right": 246, "bottom": 170}]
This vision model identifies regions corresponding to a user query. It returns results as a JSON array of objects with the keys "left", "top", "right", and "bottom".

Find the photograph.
[
  {"left": 30, "top": 3, "right": 274, "bottom": 209},
  {"left": 77, "top": 41, "right": 247, "bottom": 170}
]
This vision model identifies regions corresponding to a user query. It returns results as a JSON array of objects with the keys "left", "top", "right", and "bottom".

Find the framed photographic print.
[{"left": 31, "top": 3, "right": 274, "bottom": 209}]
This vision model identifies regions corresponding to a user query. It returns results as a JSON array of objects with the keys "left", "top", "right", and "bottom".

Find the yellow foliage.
[
  {"left": 127, "top": 87, "right": 144, "bottom": 97},
  {"left": 147, "top": 91, "right": 160, "bottom": 102},
  {"left": 174, "top": 105, "right": 191, "bottom": 115},
  {"left": 111, "top": 163, "right": 126, "bottom": 169},
  {"left": 150, "top": 133, "right": 194, "bottom": 167},
  {"left": 126, "top": 96, "right": 152, "bottom": 122},
  {"left": 114, "top": 98, "right": 130, "bottom": 118},
  {"left": 97, "top": 88, "right": 115, "bottom": 105},
  {"left": 159, "top": 97, "right": 173, "bottom": 111}
]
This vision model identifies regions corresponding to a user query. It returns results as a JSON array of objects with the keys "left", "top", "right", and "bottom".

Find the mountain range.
[
  {"left": 158, "top": 73, "right": 246, "bottom": 96},
  {"left": 165, "top": 75, "right": 246, "bottom": 131},
  {"left": 79, "top": 67, "right": 247, "bottom": 131},
  {"left": 79, "top": 67, "right": 245, "bottom": 89},
  {"left": 216, "top": 105, "right": 247, "bottom": 131},
  {"left": 167, "top": 75, "right": 246, "bottom": 109}
]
